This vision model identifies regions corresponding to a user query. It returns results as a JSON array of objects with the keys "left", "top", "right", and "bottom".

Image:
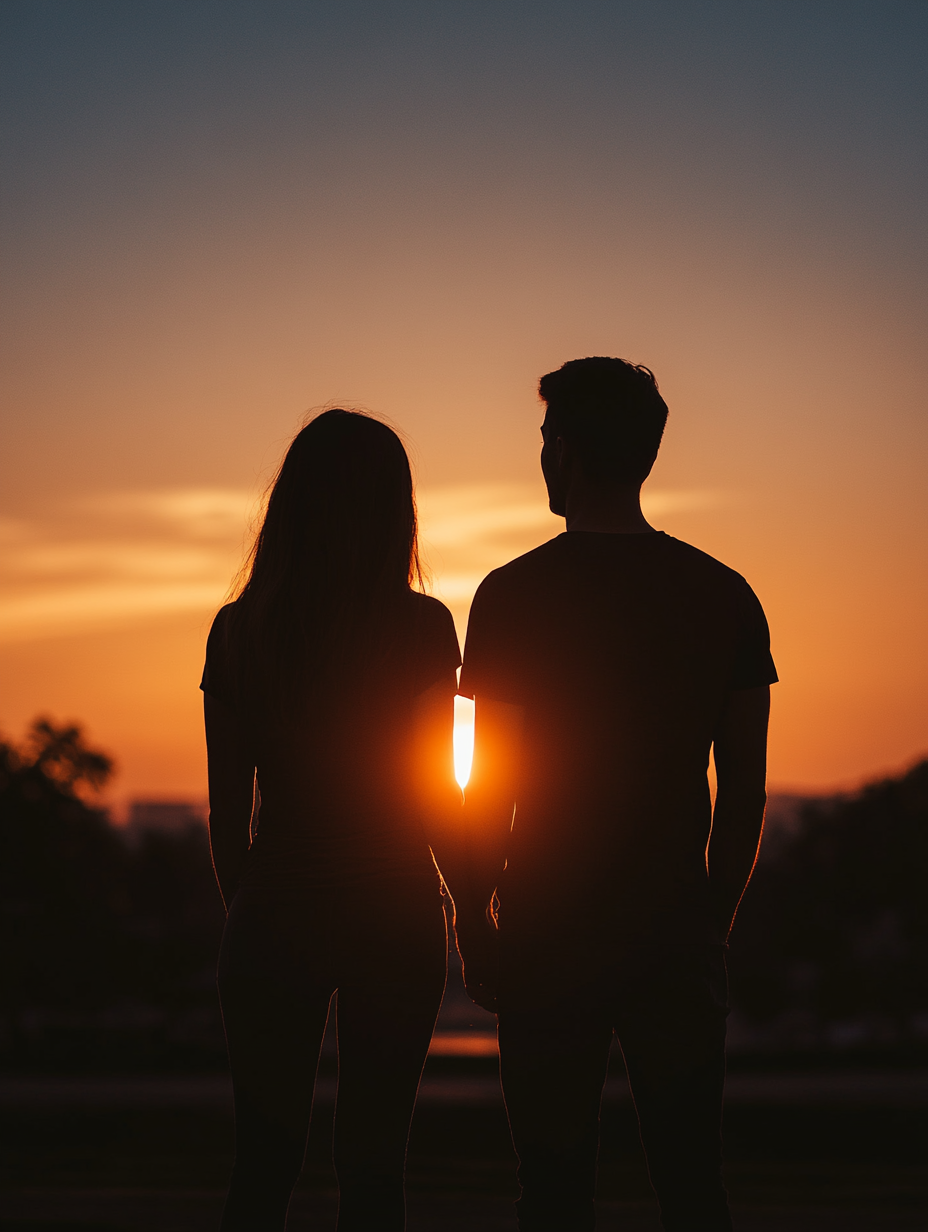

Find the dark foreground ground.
[{"left": 2, "top": 1063, "right": 926, "bottom": 1231}]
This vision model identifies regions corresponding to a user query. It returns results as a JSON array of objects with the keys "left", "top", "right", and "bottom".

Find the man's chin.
[{"left": 548, "top": 497, "right": 567, "bottom": 518}]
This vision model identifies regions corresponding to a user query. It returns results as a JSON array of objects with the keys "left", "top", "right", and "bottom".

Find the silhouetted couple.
[{"left": 202, "top": 358, "right": 776, "bottom": 1231}]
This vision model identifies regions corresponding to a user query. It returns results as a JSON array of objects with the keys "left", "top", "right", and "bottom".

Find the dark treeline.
[
  {"left": 1, "top": 718, "right": 926, "bottom": 1071},
  {"left": 729, "top": 758, "right": 928, "bottom": 1057},
  {"left": 0, "top": 720, "right": 225, "bottom": 1070}
]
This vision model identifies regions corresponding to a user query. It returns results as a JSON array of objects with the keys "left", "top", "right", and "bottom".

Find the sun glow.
[{"left": 453, "top": 695, "right": 475, "bottom": 789}]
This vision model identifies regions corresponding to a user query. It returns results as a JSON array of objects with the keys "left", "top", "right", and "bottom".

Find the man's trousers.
[{"left": 497, "top": 943, "right": 733, "bottom": 1232}]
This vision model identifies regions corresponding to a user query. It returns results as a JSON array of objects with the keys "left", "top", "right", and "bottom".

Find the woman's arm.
[{"left": 204, "top": 692, "right": 256, "bottom": 911}]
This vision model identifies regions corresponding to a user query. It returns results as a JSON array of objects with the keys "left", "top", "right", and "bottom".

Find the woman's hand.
[{"left": 454, "top": 901, "right": 500, "bottom": 1013}]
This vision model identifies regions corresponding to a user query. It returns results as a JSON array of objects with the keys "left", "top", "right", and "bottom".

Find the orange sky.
[{"left": 2, "top": 2, "right": 926, "bottom": 807}]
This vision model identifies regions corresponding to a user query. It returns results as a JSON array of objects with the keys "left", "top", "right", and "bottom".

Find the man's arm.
[
  {"left": 453, "top": 696, "right": 524, "bottom": 1008},
  {"left": 204, "top": 692, "right": 256, "bottom": 911},
  {"left": 707, "top": 685, "right": 770, "bottom": 940},
  {"left": 458, "top": 697, "right": 524, "bottom": 906}
]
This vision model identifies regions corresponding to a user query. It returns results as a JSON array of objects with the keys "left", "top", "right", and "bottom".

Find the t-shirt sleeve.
[
  {"left": 413, "top": 597, "right": 462, "bottom": 694},
  {"left": 458, "top": 573, "right": 524, "bottom": 703},
  {"left": 200, "top": 605, "right": 236, "bottom": 705},
  {"left": 729, "top": 581, "right": 778, "bottom": 690}
]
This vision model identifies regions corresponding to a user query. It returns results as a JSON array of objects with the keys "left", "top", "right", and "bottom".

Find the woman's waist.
[{"left": 244, "top": 816, "right": 435, "bottom": 887}]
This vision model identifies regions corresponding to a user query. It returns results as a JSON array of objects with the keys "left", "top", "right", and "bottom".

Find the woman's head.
[
  {"left": 232, "top": 409, "right": 423, "bottom": 711},
  {"left": 254, "top": 409, "right": 421, "bottom": 599}
]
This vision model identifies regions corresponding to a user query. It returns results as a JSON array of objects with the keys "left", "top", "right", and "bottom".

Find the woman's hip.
[{"left": 218, "top": 872, "right": 446, "bottom": 994}]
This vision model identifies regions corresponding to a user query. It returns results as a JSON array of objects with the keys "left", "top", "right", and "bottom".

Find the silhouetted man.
[{"left": 455, "top": 358, "right": 776, "bottom": 1232}]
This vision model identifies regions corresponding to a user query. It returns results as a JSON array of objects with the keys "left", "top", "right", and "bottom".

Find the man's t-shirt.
[
  {"left": 459, "top": 531, "right": 777, "bottom": 984},
  {"left": 201, "top": 589, "right": 461, "bottom": 888}
]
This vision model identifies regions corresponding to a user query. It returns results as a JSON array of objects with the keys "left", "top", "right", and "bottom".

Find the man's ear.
[{"left": 555, "top": 435, "right": 575, "bottom": 478}]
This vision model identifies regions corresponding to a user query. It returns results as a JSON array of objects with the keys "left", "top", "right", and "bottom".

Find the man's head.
[{"left": 539, "top": 357, "right": 668, "bottom": 517}]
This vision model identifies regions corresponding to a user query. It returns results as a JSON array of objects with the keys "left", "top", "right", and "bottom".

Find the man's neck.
[{"left": 564, "top": 484, "right": 656, "bottom": 534}]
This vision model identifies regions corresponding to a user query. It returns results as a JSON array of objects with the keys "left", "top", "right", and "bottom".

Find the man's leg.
[
  {"left": 614, "top": 946, "right": 732, "bottom": 1232},
  {"left": 498, "top": 990, "right": 613, "bottom": 1232}
]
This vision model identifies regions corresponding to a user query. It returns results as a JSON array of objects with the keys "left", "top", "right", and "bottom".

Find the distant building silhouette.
[{"left": 127, "top": 798, "right": 207, "bottom": 836}]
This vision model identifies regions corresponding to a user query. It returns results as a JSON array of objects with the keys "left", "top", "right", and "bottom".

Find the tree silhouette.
[
  {"left": 0, "top": 717, "right": 224, "bottom": 1070},
  {"left": 730, "top": 758, "right": 928, "bottom": 1048},
  {"left": 17, "top": 717, "right": 114, "bottom": 792},
  {"left": 1, "top": 719, "right": 129, "bottom": 1028}
]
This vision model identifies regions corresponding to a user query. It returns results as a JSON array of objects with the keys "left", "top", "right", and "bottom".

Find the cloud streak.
[{"left": 0, "top": 485, "right": 724, "bottom": 643}]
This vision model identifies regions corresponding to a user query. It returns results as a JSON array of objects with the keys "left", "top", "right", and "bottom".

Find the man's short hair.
[{"left": 539, "top": 357, "right": 669, "bottom": 485}]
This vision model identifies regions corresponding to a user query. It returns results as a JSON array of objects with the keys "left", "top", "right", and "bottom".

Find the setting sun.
[{"left": 453, "top": 695, "right": 475, "bottom": 789}]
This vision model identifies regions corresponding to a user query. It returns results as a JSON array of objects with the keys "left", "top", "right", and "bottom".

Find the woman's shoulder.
[
  {"left": 205, "top": 600, "right": 243, "bottom": 650},
  {"left": 402, "top": 591, "right": 461, "bottom": 681},
  {"left": 406, "top": 589, "right": 455, "bottom": 625},
  {"left": 404, "top": 591, "right": 459, "bottom": 649},
  {"left": 210, "top": 600, "right": 238, "bottom": 630},
  {"left": 202, "top": 602, "right": 242, "bottom": 704}
]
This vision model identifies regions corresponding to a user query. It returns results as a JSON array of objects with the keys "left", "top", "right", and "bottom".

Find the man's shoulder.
[
  {"left": 480, "top": 533, "right": 749, "bottom": 582},
  {"left": 472, "top": 533, "right": 758, "bottom": 616},
  {"left": 661, "top": 535, "right": 751, "bottom": 589},
  {"left": 473, "top": 537, "right": 566, "bottom": 596}
]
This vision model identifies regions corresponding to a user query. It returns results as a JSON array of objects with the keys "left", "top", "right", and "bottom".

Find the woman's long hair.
[{"left": 228, "top": 409, "right": 424, "bottom": 720}]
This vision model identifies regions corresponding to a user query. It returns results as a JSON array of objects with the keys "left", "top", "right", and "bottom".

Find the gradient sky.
[{"left": 2, "top": 0, "right": 926, "bottom": 806}]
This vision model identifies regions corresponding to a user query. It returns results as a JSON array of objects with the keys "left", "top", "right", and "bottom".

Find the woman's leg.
[
  {"left": 217, "top": 887, "right": 334, "bottom": 1232},
  {"left": 332, "top": 881, "right": 447, "bottom": 1232}
]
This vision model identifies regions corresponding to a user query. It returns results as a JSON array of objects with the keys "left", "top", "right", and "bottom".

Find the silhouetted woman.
[{"left": 201, "top": 411, "right": 461, "bottom": 1231}]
